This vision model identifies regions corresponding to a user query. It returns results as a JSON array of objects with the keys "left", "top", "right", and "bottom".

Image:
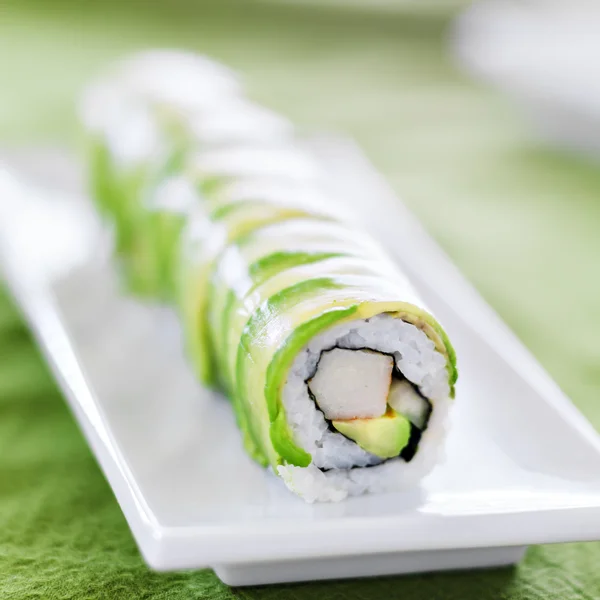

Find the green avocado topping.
[{"left": 332, "top": 408, "right": 412, "bottom": 459}]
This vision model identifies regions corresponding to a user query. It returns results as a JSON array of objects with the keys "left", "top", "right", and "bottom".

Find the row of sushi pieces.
[{"left": 80, "top": 50, "right": 457, "bottom": 503}]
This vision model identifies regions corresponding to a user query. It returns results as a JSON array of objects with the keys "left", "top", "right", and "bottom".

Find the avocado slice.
[{"left": 332, "top": 408, "right": 411, "bottom": 459}]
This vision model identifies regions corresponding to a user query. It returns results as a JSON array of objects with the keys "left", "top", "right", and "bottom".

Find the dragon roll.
[
  {"left": 80, "top": 50, "right": 457, "bottom": 502},
  {"left": 181, "top": 204, "right": 457, "bottom": 501}
]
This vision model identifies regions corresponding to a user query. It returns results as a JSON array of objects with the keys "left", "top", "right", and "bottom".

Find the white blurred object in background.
[{"left": 452, "top": 0, "right": 600, "bottom": 157}]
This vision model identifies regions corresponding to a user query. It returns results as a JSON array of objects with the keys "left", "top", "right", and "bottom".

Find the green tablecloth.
[{"left": 1, "top": 1, "right": 600, "bottom": 598}]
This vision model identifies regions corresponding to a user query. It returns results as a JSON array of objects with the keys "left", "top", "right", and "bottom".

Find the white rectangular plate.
[{"left": 1, "top": 141, "right": 600, "bottom": 587}]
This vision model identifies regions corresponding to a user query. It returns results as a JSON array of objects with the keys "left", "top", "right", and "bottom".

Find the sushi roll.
[
  {"left": 179, "top": 198, "right": 457, "bottom": 501},
  {"left": 80, "top": 51, "right": 458, "bottom": 502}
]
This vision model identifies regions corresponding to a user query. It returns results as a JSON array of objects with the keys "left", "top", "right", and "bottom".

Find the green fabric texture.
[{"left": 1, "top": 0, "right": 600, "bottom": 598}]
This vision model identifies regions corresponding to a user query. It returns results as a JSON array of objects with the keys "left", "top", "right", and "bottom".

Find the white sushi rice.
[{"left": 277, "top": 313, "right": 453, "bottom": 503}]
